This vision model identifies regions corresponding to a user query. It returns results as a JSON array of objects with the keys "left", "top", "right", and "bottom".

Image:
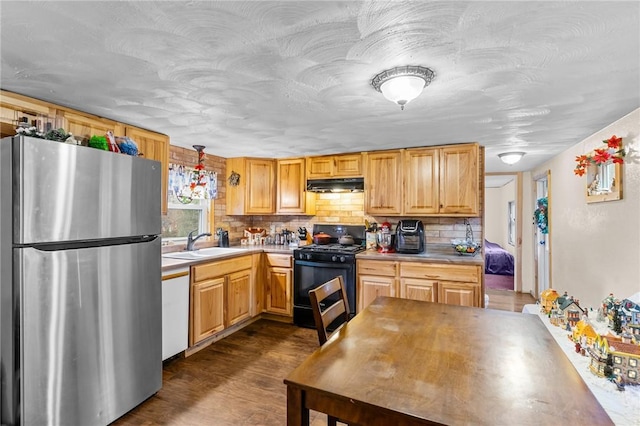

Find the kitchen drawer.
[
  {"left": 192, "top": 255, "right": 252, "bottom": 282},
  {"left": 401, "top": 263, "right": 480, "bottom": 283},
  {"left": 357, "top": 259, "right": 397, "bottom": 277},
  {"left": 266, "top": 253, "right": 292, "bottom": 268}
]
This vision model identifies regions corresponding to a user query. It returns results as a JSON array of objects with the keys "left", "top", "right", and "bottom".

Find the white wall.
[
  {"left": 484, "top": 188, "right": 503, "bottom": 243},
  {"left": 484, "top": 180, "right": 516, "bottom": 256},
  {"left": 528, "top": 108, "right": 640, "bottom": 309}
]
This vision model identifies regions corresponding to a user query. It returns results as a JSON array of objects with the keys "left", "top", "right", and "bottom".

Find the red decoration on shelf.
[{"left": 574, "top": 135, "right": 625, "bottom": 177}]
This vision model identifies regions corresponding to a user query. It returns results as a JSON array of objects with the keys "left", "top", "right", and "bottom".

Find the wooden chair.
[
  {"left": 309, "top": 275, "right": 350, "bottom": 346},
  {"left": 309, "top": 276, "right": 351, "bottom": 426}
]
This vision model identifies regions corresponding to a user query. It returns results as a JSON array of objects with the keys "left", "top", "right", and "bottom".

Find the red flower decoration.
[
  {"left": 574, "top": 136, "right": 625, "bottom": 177},
  {"left": 593, "top": 148, "right": 611, "bottom": 164},
  {"left": 606, "top": 135, "right": 622, "bottom": 149}
]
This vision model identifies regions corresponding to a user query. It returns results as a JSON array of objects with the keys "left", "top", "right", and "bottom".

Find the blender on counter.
[{"left": 377, "top": 221, "right": 395, "bottom": 253}]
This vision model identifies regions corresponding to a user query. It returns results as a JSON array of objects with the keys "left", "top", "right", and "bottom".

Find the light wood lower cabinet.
[
  {"left": 190, "top": 255, "right": 254, "bottom": 346},
  {"left": 227, "top": 269, "right": 252, "bottom": 326},
  {"left": 357, "top": 258, "right": 482, "bottom": 310},
  {"left": 400, "top": 278, "right": 436, "bottom": 302},
  {"left": 192, "top": 277, "right": 225, "bottom": 343},
  {"left": 357, "top": 260, "right": 397, "bottom": 311},
  {"left": 359, "top": 275, "right": 396, "bottom": 310},
  {"left": 438, "top": 281, "right": 477, "bottom": 307},
  {"left": 264, "top": 254, "right": 292, "bottom": 316}
]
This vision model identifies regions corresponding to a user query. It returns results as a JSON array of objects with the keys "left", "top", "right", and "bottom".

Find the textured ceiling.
[{"left": 1, "top": 1, "right": 638, "bottom": 173}]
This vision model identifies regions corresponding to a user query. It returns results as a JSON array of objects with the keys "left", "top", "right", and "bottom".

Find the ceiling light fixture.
[
  {"left": 498, "top": 152, "right": 525, "bottom": 165},
  {"left": 371, "top": 65, "right": 435, "bottom": 110}
]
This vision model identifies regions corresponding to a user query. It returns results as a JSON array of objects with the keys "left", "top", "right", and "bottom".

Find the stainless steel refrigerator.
[{"left": 1, "top": 135, "right": 162, "bottom": 425}]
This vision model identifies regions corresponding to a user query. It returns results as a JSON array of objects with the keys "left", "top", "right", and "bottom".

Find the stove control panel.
[{"left": 294, "top": 250, "right": 358, "bottom": 264}]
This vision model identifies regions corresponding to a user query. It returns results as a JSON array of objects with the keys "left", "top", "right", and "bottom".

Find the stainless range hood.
[{"left": 306, "top": 177, "right": 364, "bottom": 193}]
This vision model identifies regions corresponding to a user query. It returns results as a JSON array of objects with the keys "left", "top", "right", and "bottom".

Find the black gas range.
[{"left": 293, "top": 225, "right": 366, "bottom": 329}]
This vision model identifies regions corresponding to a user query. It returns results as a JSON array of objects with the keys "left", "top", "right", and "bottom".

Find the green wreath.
[{"left": 533, "top": 197, "right": 548, "bottom": 234}]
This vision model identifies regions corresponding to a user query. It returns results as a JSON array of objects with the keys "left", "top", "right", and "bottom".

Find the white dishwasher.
[{"left": 162, "top": 267, "right": 190, "bottom": 360}]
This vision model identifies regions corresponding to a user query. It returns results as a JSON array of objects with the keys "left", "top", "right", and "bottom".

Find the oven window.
[{"left": 294, "top": 261, "right": 355, "bottom": 313}]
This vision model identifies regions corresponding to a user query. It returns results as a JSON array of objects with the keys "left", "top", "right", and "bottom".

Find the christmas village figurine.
[
  {"left": 540, "top": 288, "right": 560, "bottom": 314},
  {"left": 541, "top": 289, "right": 640, "bottom": 391}
]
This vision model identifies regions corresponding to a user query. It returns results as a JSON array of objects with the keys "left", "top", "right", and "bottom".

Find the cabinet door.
[
  {"left": 125, "top": 127, "right": 170, "bottom": 214},
  {"left": 191, "top": 277, "right": 225, "bottom": 344},
  {"left": 364, "top": 151, "right": 403, "bottom": 215},
  {"left": 400, "top": 278, "right": 436, "bottom": 303},
  {"left": 306, "top": 156, "right": 334, "bottom": 178},
  {"left": 358, "top": 275, "right": 396, "bottom": 311},
  {"left": 246, "top": 159, "right": 276, "bottom": 214},
  {"left": 63, "top": 111, "right": 124, "bottom": 143},
  {"left": 404, "top": 148, "right": 439, "bottom": 215},
  {"left": 439, "top": 144, "right": 479, "bottom": 215},
  {"left": 265, "top": 266, "right": 292, "bottom": 316},
  {"left": 277, "top": 158, "right": 307, "bottom": 214},
  {"left": 227, "top": 269, "right": 252, "bottom": 326},
  {"left": 438, "top": 281, "right": 478, "bottom": 307},
  {"left": 334, "top": 154, "right": 362, "bottom": 177}
]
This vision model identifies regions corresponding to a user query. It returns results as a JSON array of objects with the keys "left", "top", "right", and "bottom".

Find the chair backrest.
[{"left": 309, "top": 276, "right": 350, "bottom": 345}]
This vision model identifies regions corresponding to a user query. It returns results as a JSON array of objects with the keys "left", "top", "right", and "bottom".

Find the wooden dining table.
[{"left": 284, "top": 297, "right": 612, "bottom": 425}]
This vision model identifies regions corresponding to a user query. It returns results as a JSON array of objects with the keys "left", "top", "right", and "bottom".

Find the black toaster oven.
[{"left": 395, "top": 220, "right": 425, "bottom": 254}]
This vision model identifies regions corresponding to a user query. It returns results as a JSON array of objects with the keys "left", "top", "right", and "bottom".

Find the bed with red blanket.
[{"left": 484, "top": 239, "right": 514, "bottom": 276}]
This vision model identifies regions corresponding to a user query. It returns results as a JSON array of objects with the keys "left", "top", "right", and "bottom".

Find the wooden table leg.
[{"left": 287, "top": 385, "right": 309, "bottom": 426}]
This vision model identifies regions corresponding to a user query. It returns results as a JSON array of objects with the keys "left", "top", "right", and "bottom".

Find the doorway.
[
  {"left": 484, "top": 173, "right": 522, "bottom": 292},
  {"left": 533, "top": 171, "right": 551, "bottom": 297}
]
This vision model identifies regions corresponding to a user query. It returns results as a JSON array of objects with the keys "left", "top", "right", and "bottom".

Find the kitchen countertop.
[
  {"left": 162, "top": 244, "right": 296, "bottom": 272},
  {"left": 163, "top": 243, "right": 483, "bottom": 272},
  {"left": 356, "top": 244, "right": 484, "bottom": 266}
]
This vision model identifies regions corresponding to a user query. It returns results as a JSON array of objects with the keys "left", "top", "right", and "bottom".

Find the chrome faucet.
[{"left": 185, "top": 230, "right": 212, "bottom": 251}]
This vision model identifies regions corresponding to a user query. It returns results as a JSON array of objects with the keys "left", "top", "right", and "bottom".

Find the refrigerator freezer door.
[
  {"left": 17, "top": 238, "right": 161, "bottom": 426},
  {"left": 13, "top": 136, "right": 161, "bottom": 244}
]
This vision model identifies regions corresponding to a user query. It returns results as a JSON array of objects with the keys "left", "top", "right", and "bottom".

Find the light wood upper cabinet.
[
  {"left": 306, "top": 153, "right": 362, "bottom": 178},
  {"left": 0, "top": 91, "right": 59, "bottom": 138},
  {"left": 124, "top": 127, "right": 169, "bottom": 214},
  {"left": 439, "top": 144, "right": 479, "bottom": 215},
  {"left": 62, "top": 111, "right": 124, "bottom": 143},
  {"left": 404, "top": 148, "right": 439, "bottom": 215},
  {"left": 226, "top": 157, "right": 276, "bottom": 215},
  {"left": 364, "top": 150, "right": 403, "bottom": 215},
  {"left": 277, "top": 158, "right": 315, "bottom": 215},
  {"left": 365, "top": 144, "right": 479, "bottom": 217}
]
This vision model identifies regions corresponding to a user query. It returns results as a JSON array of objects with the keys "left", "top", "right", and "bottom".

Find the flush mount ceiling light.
[
  {"left": 371, "top": 65, "right": 435, "bottom": 110},
  {"left": 498, "top": 152, "right": 526, "bottom": 165}
]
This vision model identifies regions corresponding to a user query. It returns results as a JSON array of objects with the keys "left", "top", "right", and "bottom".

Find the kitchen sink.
[{"left": 162, "top": 247, "right": 242, "bottom": 260}]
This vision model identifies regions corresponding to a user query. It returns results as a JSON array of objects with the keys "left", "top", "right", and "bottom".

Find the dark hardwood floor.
[
  {"left": 486, "top": 288, "right": 536, "bottom": 312},
  {"left": 113, "top": 291, "right": 536, "bottom": 426}
]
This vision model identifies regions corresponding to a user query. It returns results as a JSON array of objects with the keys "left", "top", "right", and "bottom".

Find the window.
[
  {"left": 614, "top": 356, "right": 622, "bottom": 365},
  {"left": 508, "top": 200, "right": 516, "bottom": 246},
  {"left": 162, "top": 199, "right": 211, "bottom": 240},
  {"left": 629, "top": 370, "right": 637, "bottom": 379},
  {"left": 630, "top": 358, "right": 638, "bottom": 368}
]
